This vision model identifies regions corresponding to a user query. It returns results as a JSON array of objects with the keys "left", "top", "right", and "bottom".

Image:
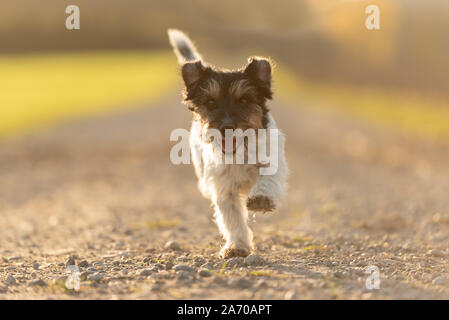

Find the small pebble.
[
  {"left": 432, "top": 276, "right": 446, "bottom": 285},
  {"left": 428, "top": 249, "right": 445, "bottom": 257},
  {"left": 65, "top": 258, "right": 75, "bottom": 267},
  {"left": 165, "top": 241, "right": 181, "bottom": 251},
  {"left": 176, "top": 256, "right": 189, "bottom": 262},
  {"left": 174, "top": 264, "right": 195, "bottom": 273},
  {"left": 201, "top": 262, "right": 215, "bottom": 270},
  {"left": 334, "top": 271, "right": 344, "bottom": 279},
  {"left": 88, "top": 274, "right": 103, "bottom": 281},
  {"left": 150, "top": 267, "right": 160, "bottom": 273},
  {"left": 8, "top": 256, "right": 21, "bottom": 261},
  {"left": 154, "top": 263, "right": 164, "bottom": 270},
  {"left": 198, "top": 269, "right": 212, "bottom": 277},
  {"left": 193, "top": 256, "right": 206, "bottom": 267},
  {"left": 212, "top": 276, "right": 227, "bottom": 285},
  {"left": 6, "top": 275, "right": 16, "bottom": 285},
  {"left": 177, "top": 271, "right": 190, "bottom": 281},
  {"left": 228, "top": 278, "right": 252, "bottom": 289},
  {"left": 227, "top": 257, "right": 244, "bottom": 268},
  {"left": 244, "top": 254, "right": 264, "bottom": 266},
  {"left": 151, "top": 283, "right": 162, "bottom": 291},
  {"left": 78, "top": 260, "right": 89, "bottom": 268},
  {"left": 28, "top": 279, "right": 46, "bottom": 287},
  {"left": 139, "top": 269, "right": 153, "bottom": 276}
]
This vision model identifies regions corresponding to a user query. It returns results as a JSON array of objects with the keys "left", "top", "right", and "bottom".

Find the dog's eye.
[
  {"left": 206, "top": 99, "right": 216, "bottom": 107},
  {"left": 239, "top": 97, "right": 249, "bottom": 104}
]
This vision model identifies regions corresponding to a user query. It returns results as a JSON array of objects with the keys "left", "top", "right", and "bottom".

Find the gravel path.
[{"left": 1, "top": 91, "right": 449, "bottom": 299}]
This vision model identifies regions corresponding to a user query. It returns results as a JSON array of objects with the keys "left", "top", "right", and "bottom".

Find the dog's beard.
[
  {"left": 202, "top": 125, "right": 260, "bottom": 163},
  {"left": 207, "top": 136, "right": 239, "bottom": 155},
  {"left": 217, "top": 136, "right": 257, "bottom": 165}
]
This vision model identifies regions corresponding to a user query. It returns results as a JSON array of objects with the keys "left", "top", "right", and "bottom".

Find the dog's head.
[{"left": 180, "top": 57, "right": 273, "bottom": 152}]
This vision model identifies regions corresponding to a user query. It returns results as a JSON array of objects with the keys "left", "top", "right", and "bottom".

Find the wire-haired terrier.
[{"left": 168, "top": 29, "right": 289, "bottom": 258}]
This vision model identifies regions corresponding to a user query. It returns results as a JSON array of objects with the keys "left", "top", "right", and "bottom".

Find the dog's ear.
[
  {"left": 181, "top": 60, "right": 204, "bottom": 88},
  {"left": 244, "top": 57, "right": 272, "bottom": 99},
  {"left": 244, "top": 57, "right": 272, "bottom": 88}
]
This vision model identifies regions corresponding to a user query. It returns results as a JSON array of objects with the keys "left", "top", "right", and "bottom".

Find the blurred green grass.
[
  {"left": 1, "top": 50, "right": 448, "bottom": 142},
  {"left": 0, "top": 51, "right": 177, "bottom": 137},
  {"left": 276, "top": 67, "right": 449, "bottom": 141}
]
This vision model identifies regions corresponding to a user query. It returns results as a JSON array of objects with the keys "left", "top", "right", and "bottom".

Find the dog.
[{"left": 168, "top": 29, "right": 288, "bottom": 258}]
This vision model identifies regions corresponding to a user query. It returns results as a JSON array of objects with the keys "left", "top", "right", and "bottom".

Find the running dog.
[{"left": 168, "top": 29, "right": 288, "bottom": 258}]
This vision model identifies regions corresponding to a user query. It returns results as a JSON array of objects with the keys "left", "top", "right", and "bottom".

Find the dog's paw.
[
  {"left": 219, "top": 247, "right": 250, "bottom": 259},
  {"left": 246, "top": 196, "right": 275, "bottom": 212}
]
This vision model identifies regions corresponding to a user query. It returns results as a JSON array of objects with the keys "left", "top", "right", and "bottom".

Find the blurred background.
[
  {"left": 1, "top": 0, "right": 448, "bottom": 140},
  {"left": 2, "top": 0, "right": 449, "bottom": 300}
]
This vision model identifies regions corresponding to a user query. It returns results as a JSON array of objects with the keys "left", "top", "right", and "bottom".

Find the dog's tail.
[{"left": 167, "top": 29, "right": 203, "bottom": 64}]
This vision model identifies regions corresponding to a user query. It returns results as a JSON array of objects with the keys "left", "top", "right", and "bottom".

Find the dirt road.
[{"left": 1, "top": 89, "right": 449, "bottom": 299}]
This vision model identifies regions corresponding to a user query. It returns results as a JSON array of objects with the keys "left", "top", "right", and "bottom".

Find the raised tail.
[{"left": 167, "top": 29, "right": 203, "bottom": 64}]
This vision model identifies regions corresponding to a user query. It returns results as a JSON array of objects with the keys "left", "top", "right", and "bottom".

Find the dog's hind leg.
[{"left": 213, "top": 192, "right": 253, "bottom": 259}]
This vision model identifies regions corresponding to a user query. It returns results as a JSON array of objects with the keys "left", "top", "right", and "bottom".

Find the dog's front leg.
[
  {"left": 247, "top": 174, "right": 283, "bottom": 213},
  {"left": 247, "top": 139, "right": 288, "bottom": 213},
  {"left": 213, "top": 192, "right": 253, "bottom": 259}
]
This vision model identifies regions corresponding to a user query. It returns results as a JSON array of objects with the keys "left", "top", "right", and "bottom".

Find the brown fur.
[
  {"left": 181, "top": 59, "right": 273, "bottom": 141},
  {"left": 246, "top": 195, "right": 275, "bottom": 212},
  {"left": 168, "top": 29, "right": 288, "bottom": 258}
]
